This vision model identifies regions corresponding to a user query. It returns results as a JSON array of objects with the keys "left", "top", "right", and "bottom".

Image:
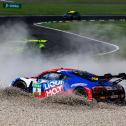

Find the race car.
[
  {"left": 8, "top": 39, "right": 48, "bottom": 54},
  {"left": 63, "top": 11, "right": 81, "bottom": 20},
  {"left": 11, "top": 68, "right": 126, "bottom": 102},
  {"left": 26, "top": 39, "right": 48, "bottom": 49}
]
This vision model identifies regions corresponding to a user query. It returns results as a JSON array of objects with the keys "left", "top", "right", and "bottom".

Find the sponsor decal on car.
[
  {"left": 91, "top": 77, "right": 98, "bottom": 81},
  {"left": 33, "top": 84, "right": 41, "bottom": 96},
  {"left": 43, "top": 80, "right": 64, "bottom": 90},
  {"left": 32, "top": 80, "right": 64, "bottom": 97},
  {"left": 71, "top": 83, "right": 87, "bottom": 87},
  {"left": 45, "top": 85, "right": 64, "bottom": 97}
]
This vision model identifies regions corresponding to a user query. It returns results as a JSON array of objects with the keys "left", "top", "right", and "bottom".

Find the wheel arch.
[
  {"left": 12, "top": 79, "right": 27, "bottom": 90},
  {"left": 73, "top": 86, "right": 93, "bottom": 101}
]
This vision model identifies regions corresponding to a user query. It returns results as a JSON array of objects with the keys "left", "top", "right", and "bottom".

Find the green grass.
[
  {"left": 14, "top": 0, "right": 126, "bottom": 4},
  {"left": 0, "top": 0, "right": 126, "bottom": 15},
  {"left": 40, "top": 21, "right": 126, "bottom": 43},
  {"left": 40, "top": 21, "right": 126, "bottom": 41},
  {"left": 41, "top": 20, "right": 126, "bottom": 32}
]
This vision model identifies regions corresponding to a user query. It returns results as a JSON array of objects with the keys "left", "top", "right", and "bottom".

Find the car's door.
[{"left": 38, "top": 72, "right": 66, "bottom": 97}]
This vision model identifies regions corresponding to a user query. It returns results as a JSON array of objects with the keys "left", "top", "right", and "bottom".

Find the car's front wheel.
[{"left": 13, "top": 80, "right": 27, "bottom": 91}]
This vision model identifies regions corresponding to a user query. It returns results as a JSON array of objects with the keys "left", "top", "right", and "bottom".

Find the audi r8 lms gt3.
[
  {"left": 63, "top": 11, "right": 81, "bottom": 20},
  {"left": 11, "top": 68, "right": 126, "bottom": 102}
]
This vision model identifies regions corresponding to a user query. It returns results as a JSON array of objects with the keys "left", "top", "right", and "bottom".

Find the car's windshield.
[
  {"left": 73, "top": 70, "right": 98, "bottom": 81},
  {"left": 67, "top": 11, "right": 79, "bottom": 14}
]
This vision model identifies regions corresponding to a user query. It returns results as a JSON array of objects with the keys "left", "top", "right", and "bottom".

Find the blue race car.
[{"left": 11, "top": 68, "right": 125, "bottom": 102}]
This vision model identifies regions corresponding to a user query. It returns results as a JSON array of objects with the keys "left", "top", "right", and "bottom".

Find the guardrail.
[{"left": 0, "top": 15, "right": 126, "bottom": 24}]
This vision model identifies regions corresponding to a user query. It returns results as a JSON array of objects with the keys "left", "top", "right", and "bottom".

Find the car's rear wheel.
[
  {"left": 74, "top": 87, "right": 88, "bottom": 100},
  {"left": 118, "top": 87, "right": 125, "bottom": 103},
  {"left": 74, "top": 87, "right": 97, "bottom": 106},
  {"left": 13, "top": 80, "right": 27, "bottom": 91}
]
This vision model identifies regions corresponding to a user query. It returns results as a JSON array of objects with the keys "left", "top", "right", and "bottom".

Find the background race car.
[
  {"left": 7, "top": 39, "right": 48, "bottom": 55},
  {"left": 63, "top": 11, "right": 81, "bottom": 20},
  {"left": 26, "top": 39, "right": 47, "bottom": 49},
  {"left": 11, "top": 68, "right": 126, "bottom": 102}
]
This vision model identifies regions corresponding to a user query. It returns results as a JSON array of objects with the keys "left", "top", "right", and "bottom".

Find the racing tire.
[
  {"left": 74, "top": 87, "right": 97, "bottom": 108},
  {"left": 119, "top": 87, "right": 125, "bottom": 103},
  {"left": 74, "top": 87, "right": 88, "bottom": 99},
  {"left": 74, "top": 87, "right": 97, "bottom": 106},
  {"left": 13, "top": 80, "right": 27, "bottom": 91}
]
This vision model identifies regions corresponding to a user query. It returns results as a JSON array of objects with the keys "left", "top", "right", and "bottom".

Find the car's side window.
[
  {"left": 39, "top": 73, "right": 68, "bottom": 80},
  {"left": 39, "top": 73, "right": 49, "bottom": 79},
  {"left": 47, "top": 73, "right": 62, "bottom": 80}
]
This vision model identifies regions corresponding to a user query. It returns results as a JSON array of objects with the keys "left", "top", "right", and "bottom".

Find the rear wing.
[
  {"left": 98, "top": 73, "right": 126, "bottom": 85},
  {"left": 99, "top": 73, "right": 126, "bottom": 79}
]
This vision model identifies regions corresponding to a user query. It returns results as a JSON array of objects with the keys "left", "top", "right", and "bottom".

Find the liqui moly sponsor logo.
[
  {"left": 43, "top": 80, "right": 64, "bottom": 90},
  {"left": 45, "top": 85, "right": 64, "bottom": 97}
]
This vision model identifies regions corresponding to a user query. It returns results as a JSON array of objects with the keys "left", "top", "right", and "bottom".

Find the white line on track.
[{"left": 34, "top": 22, "right": 119, "bottom": 56}]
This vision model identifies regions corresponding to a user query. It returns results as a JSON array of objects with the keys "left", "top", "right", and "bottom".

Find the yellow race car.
[
  {"left": 27, "top": 39, "right": 47, "bottom": 49},
  {"left": 63, "top": 10, "right": 81, "bottom": 20}
]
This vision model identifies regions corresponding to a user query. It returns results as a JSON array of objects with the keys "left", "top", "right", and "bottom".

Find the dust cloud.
[
  {"left": 0, "top": 21, "right": 44, "bottom": 87},
  {"left": 0, "top": 21, "right": 126, "bottom": 126},
  {"left": 0, "top": 21, "right": 126, "bottom": 89}
]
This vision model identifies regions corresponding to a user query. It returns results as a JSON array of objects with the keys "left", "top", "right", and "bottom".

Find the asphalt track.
[
  {"left": 28, "top": 23, "right": 118, "bottom": 56},
  {"left": 0, "top": 16, "right": 119, "bottom": 56},
  {"left": 34, "top": 22, "right": 119, "bottom": 56}
]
